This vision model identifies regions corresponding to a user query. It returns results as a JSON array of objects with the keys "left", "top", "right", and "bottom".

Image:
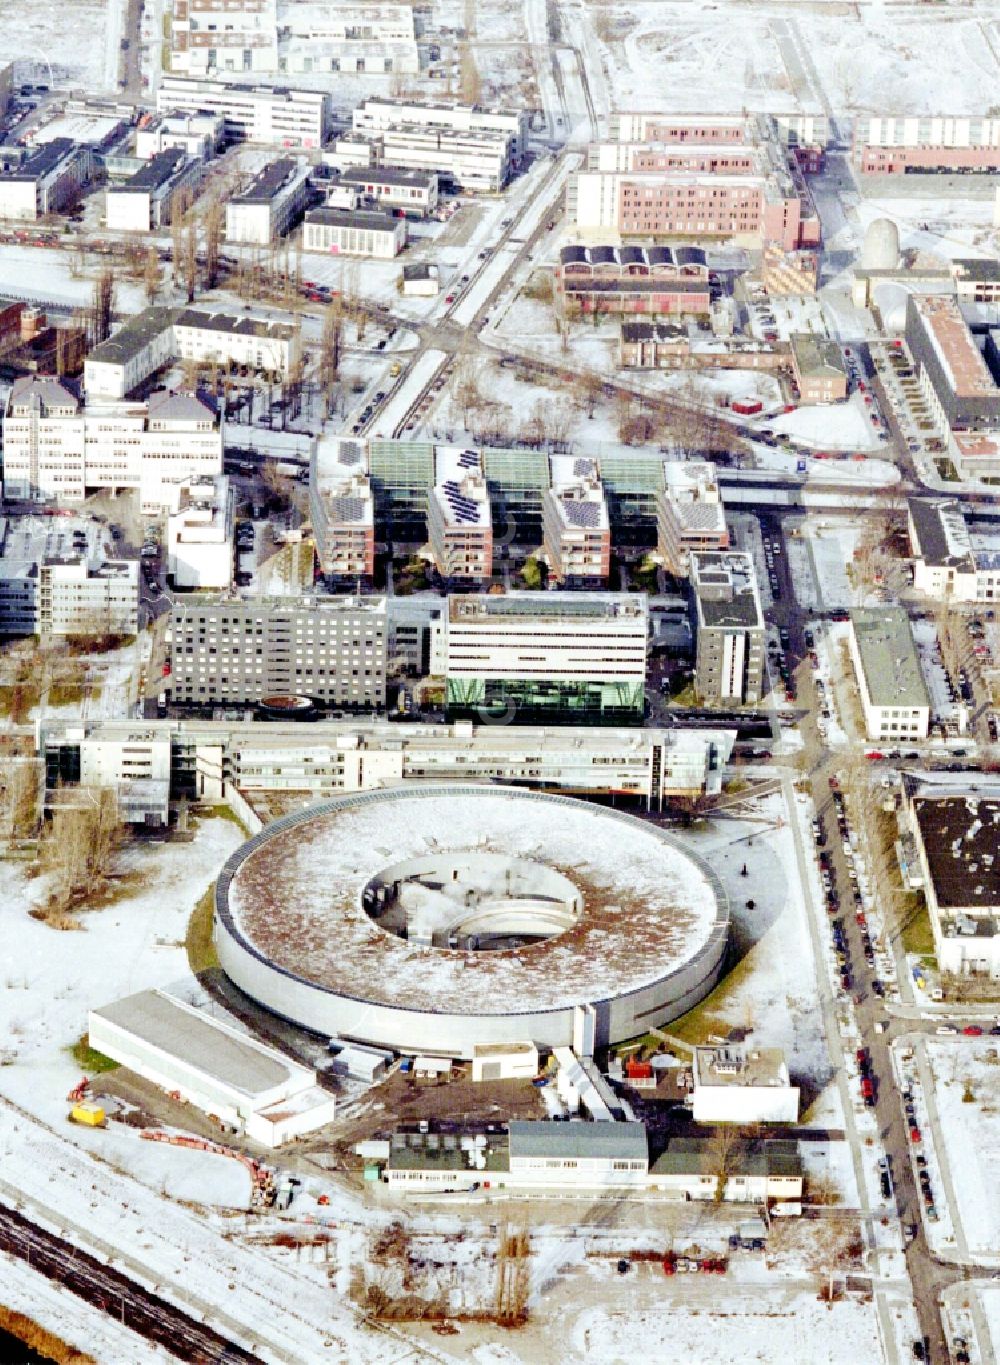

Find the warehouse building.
[
  {"left": 848, "top": 607, "right": 930, "bottom": 742},
  {"left": 691, "top": 551, "right": 764, "bottom": 707},
  {"left": 302, "top": 206, "right": 406, "bottom": 258},
  {"left": 225, "top": 158, "right": 311, "bottom": 244},
  {"left": 88, "top": 989, "right": 336, "bottom": 1147},
  {"left": 648, "top": 1137, "right": 803, "bottom": 1203},
  {"left": 169, "top": 596, "right": 388, "bottom": 708}
]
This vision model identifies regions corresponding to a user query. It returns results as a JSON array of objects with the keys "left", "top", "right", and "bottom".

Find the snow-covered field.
[{"left": 923, "top": 1037, "right": 1000, "bottom": 1264}]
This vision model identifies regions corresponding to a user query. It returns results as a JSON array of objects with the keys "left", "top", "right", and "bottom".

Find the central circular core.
[{"left": 361, "top": 851, "right": 583, "bottom": 952}]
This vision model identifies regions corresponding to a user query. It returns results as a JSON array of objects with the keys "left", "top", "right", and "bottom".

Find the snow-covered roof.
[{"left": 220, "top": 787, "right": 726, "bottom": 1016}]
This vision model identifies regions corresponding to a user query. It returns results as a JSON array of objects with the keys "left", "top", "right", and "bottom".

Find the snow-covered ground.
[
  {"left": 0, "top": 1251, "right": 172, "bottom": 1363},
  {"left": 798, "top": 521, "right": 861, "bottom": 612}
]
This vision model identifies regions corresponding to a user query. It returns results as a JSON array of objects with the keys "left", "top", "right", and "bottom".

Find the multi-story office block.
[
  {"left": 169, "top": 0, "right": 279, "bottom": 76},
  {"left": 543, "top": 456, "right": 610, "bottom": 586},
  {"left": 444, "top": 592, "right": 648, "bottom": 725},
  {"left": 310, "top": 437, "right": 376, "bottom": 581},
  {"left": 169, "top": 598, "right": 387, "bottom": 708},
  {"left": 225, "top": 158, "right": 311, "bottom": 244},
  {"left": 0, "top": 139, "right": 92, "bottom": 220},
  {"left": 282, "top": 4, "right": 419, "bottom": 76},
  {"left": 156, "top": 76, "right": 331, "bottom": 149},
  {"left": 848, "top": 607, "right": 930, "bottom": 742},
  {"left": 428, "top": 447, "right": 492, "bottom": 583},
  {"left": 105, "top": 148, "right": 206, "bottom": 232},
  {"left": 657, "top": 462, "right": 728, "bottom": 577},
  {"left": 691, "top": 551, "right": 764, "bottom": 707},
  {"left": 166, "top": 474, "right": 234, "bottom": 589},
  {"left": 3, "top": 377, "right": 223, "bottom": 511},
  {"left": 352, "top": 97, "right": 529, "bottom": 161},
  {"left": 853, "top": 116, "right": 1000, "bottom": 177},
  {"left": 38, "top": 558, "right": 139, "bottom": 638}
]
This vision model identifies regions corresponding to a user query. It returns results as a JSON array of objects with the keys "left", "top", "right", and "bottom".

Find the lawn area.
[
  {"left": 654, "top": 946, "right": 758, "bottom": 1049},
  {"left": 186, "top": 884, "right": 219, "bottom": 973},
  {"left": 70, "top": 1034, "right": 118, "bottom": 1074},
  {"left": 901, "top": 901, "right": 936, "bottom": 958}
]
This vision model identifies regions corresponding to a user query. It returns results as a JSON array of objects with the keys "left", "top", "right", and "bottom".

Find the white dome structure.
[{"left": 861, "top": 217, "right": 900, "bottom": 272}]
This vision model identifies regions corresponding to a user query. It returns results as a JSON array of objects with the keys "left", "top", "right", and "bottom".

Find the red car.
[
  {"left": 445, "top": 293, "right": 455, "bottom": 303},
  {"left": 963, "top": 1025, "right": 984, "bottom": 1036}
]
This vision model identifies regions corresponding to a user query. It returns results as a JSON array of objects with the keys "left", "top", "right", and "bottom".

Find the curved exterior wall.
[{"left": 214, "top": 786, "right": 730, "bottom": 1057}]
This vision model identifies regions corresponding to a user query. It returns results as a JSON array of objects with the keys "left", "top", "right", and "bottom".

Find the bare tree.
[
  {"left": 1, "top": 761, "right": 39, "bottom": 839},
  {"left": 318, "top": 301, "right": 343, "bottom": 418},
  {"left": 89, "top": 269, "right": 115, "bottom": 348},
  {"left": 143, "top": 246, "right": 162, "bottom": 305},
  {"left": 40, "top": 787, "right": 129, "bottom": 914},
  {"left": 202, "top": 199, "right": 224, "bottom": 291},
  {"left": 182, "top": 222, "right": 198, "bottom": 304}
]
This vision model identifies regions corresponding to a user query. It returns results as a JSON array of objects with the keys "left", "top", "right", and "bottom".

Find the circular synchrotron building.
[{"left": 214, "top": 786, "right": 729, "bottom": 1058}]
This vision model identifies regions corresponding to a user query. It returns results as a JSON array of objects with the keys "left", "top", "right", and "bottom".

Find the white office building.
[
  {"left": 3, "top": 377, "right": 223, "bottom": 512},
  {"left": 428, "top": 447, "right": 492, "bottom": 582},
  {"left": 690, "top": 1042, "right": 799, "bottom": 1125},
  {"left": 0, "top": 139, "right": 92, "bottom": 220},
  {"left": 156, "top": 76, "right": 331, "bottom": 149},
  {"left": 135, "top": 110, "right": 225, "bottom": 161},
  {"left": 169, "top": 0, "right": 279, "bottom": 77},
  {"left": 38, "top": 557, "right": 139, "bottom": 638},
  {"left": 849, "top": 607, "right": 931, "bottom": 743},
  {"left": 339, "top": 165, "right": 438, "bottom": 217},
  {"left": 281, "top": 3, "right": 419, "bottom": 76},
  {"left": 167, "top": 473, "right": 234, "bottom": 588},
  {"left": 225, "top": 158, "right": 310, "bottom": 243},
  {"left": 105, "top": 148, "right": 205, "bottom": 232},
  {"left": 173, "top": 308, "right": 301, "bottom": 379},
  {"left": 908, "top": 497, "right": 1000, "bottom": 603},
  {"left": 352, "top": 97, "right": 529, "bottom": 160}
]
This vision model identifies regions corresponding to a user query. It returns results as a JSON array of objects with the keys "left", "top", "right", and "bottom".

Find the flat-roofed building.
[
  {"left": 302, "top": 206, "right": 406, "bottom": 257},
  {"left": 309, "top": 436, "right": 376, "bottom": 581},
  {"left": 444, "top": 591, "right": 647, "bottom": 725},
  {"left": 156, "top": 75, "right": 331, "bottom": 149},
  {"left": 905, "top": 293, "right": 1000, "bottom": 433},
  {"left": 169, "top": 596, "right": 387, "bottom": 708},
  {"left": 907, "top": 497, "right": 1000, "bottom": 602},
  {"left": 105, "top": 147, "right": 205, "bottom": 232},
  {"left": 506, "top": 1120, "right": 648, "bottom": 1187},
  {"left": 38, "top": 557, "right": 139, "bottom": 638},
  {"left": 907, "top": 786, "right": 1000, "bottom": 978},
  {"left": 352, "top": 96, "right": 529, "bottom": 162},
  {"left": 0, "top": 138, "right": 92, "bottom": 220},
  {"left": 225, "top": 158, "right": 310, "bottom": 244},
  {"left": 691, "top": 1041, "right": 799, "bottom": 1124},
  {"left": 848, "top": 606, "right": 930, "bottom": 742},
  {"left": 401, "top": 262, "right": 439, "bottom": 296},
  {"left": 135, "top": 110, "right": 225, "bottom": 161},
  {"left": 691, "top": 551, "right": 764, "bottom": 706},
  {"left": 648, "top": 1136, "right": 803, "bottom": 1203},
  {"left": 339, "top": 165, "right": 438, "bottom": 216},
  {"left": 428, "top": 446, "right": 492, "bottom": 583},
  {"left": 543, "top": 456, "right": 610, "bottom": 587},
  {"left": 657, "top": 461, "right": 728, "bottom": 576},
  {"left": 282, "top": 3, "right": 419, "bottom": 76},
  {"left": 88, "top": 988, "right": 335, "bottom": 1146},
  {"left": 169, "top": 0, "right": 279, "bottom": 76},
  {"left": 166, "top": 473, "right": 234, "bottom": 589},
  {"left": 951, "top": 257, "right": 1000, "bottom": 307},
  {"left": 555, "top": 243, "right": 711, "bottom": 319},
  {"left": 789, "top": 333, "right": 848, "bottom": 404},
  {"left": 853, "top": 115, "right": 1000, "bottom": 177}
]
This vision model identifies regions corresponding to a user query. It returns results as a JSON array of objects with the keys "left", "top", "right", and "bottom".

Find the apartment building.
[
  {"left": 169, "top": 597, "right": 387, "bottom": 707},
  {"left": 904, "top": 293, "right": 1000, "bottom": 434},
  {"left": 789, "top": 333, "right": 848, "bottom": 404},
  {"left": 428, "top": 447, "right": 492, "bottom": 583},
  {"left": 555, "top": 243, "right": 711, "bottom": 318},
  {"left": 338, "top": 165, "right": 438, "bottom": 217},
  {"left": 691, "top": 551, "right": 764, "bottom": 707},
  {"left": 542, "top": 456, "right": 611, "bottom": 587},
  {"left": 2, "top": 377, "right": 223, "bottom": 511},
  {"left": 353, "top": 97, "right": 529, "bottom": 161},
  {"left": 310, "top": 436, "right": 376, "bottom": 581},
  {"left": 156, "top": 75, "right": 331, "bottom": 148},
  {"left": 225, "top": 158, "right": 311, "bottom": 243},
  {"left": 302, "top": 206, "right": 406, "bottom": 257},
  {"left": 105, "top": 148, "right": 206, "bottom": 232},
  {"left": 657, "top": 461, "right": 728, "bottom": 576},
  {"left": 907, "top": 498, "right": 1000, "bottom": 602},
  {"left": 169, "top": 0, "right": 279, "bottom": 76},
  {"left": 853, "top": 116, "right": 1000, "bottom": 177},
  {"left": 444, "top": 592, "right": 648, "bottom": 725},
  {"left": 0, "top": 139, "right": 92, "bottom": 220},
  {"left": 135, "top": 110, "right": 225, "bottom": 161},
  {"left": 281, "top": 4, "right": 419, "bottom": 76},
  {"left": 166, "top": 473, "right": 234, "bottom": 589},
  {"left": 848, "top": 607, "right": 930, "bottom": 742}
]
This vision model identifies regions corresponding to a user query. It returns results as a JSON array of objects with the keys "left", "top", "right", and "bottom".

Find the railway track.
[{"left": 0, "top": 1202, "right": 260, "bottom": 1365}]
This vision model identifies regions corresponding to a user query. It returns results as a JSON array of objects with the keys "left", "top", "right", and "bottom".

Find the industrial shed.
[{"left": 88, "top": 989, "right": 335, "bottom": 1147}]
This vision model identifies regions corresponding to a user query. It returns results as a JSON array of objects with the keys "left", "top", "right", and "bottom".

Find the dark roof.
[
  {"left": 907, "top": 497, "right": 973, "bottom": 570},
  {"left": 913, "top": 795, "right": 1000, "bottom": 909},
  {"left": 589, "top": 245, "right": 616, "bottom": 264},
  {"left": 305, "top": 207, "right": 399, "bottom": 232},
  {"left": 340, "top": 165, "right": 435, "bottom": 189},
  {"left": 508, "top": 1120, "right": 647, "bottom": 1161},
  {"left": 954, "top": 258, "right": 1000, "bottom": 284},
  {"left": 674, "top": 246, "right": 708, "bottom": 267},
  {"left": 2, "top": 137, "right": 80, "bottom": 182},
  {"left": 174, "top": 307, "right": 296, "bottom": 341},
  {"left": 563, "top": 277, "right": 708, "bottom": 295},
  {"left": 232, "top": 158, "right": 301, "bottom": 204},
  {"left": 650, "top": 1136, "right": 801, "bottom": 1179},
  {"left": 113, "top": 147, "right": 186, "bottom": 192},
  {"left": 622, "top": 321, "right": 686, "bottom": 342},
  {"left": 87, "top": 306, "right": 179, "bottom": 367},
  {"left": 559, "top": 245, "right": 587, "bottom": 265}
]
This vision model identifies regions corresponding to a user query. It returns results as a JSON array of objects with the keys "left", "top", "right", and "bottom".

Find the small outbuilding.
[{"left": 471, "top": 1041, "right": 539, "bottom": 1083}]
